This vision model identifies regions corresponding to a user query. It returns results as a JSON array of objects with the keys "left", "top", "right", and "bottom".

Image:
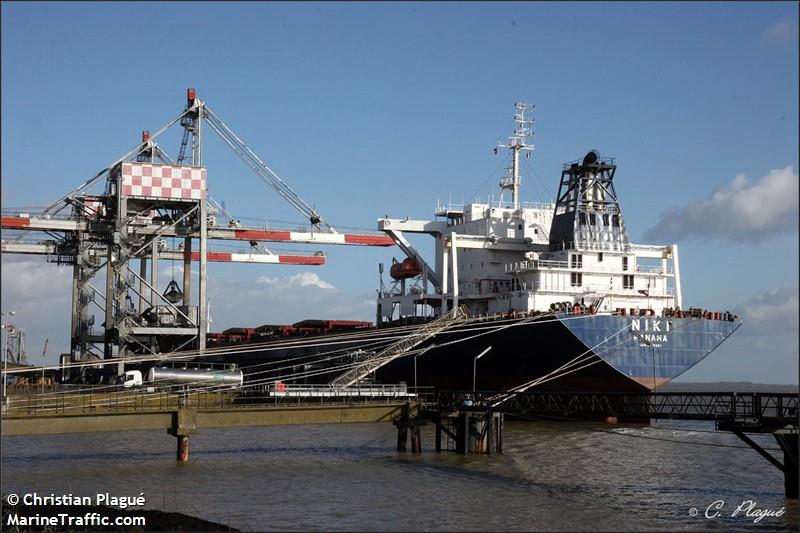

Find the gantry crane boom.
[
  {"left": 201, "top": 105, "right": 333, "bottom": 232},
  {"left": 0, "top": 214, "right": 392, "bottom": 246}
]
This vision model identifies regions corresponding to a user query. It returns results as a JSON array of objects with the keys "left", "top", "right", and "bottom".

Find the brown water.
[{"left": 1, "top": 420, "right": 797, "bottom": 531}]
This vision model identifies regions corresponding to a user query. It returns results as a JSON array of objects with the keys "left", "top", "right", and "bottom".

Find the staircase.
[{"left": 330, "top": 306, "right": 466, "bottom": 388}]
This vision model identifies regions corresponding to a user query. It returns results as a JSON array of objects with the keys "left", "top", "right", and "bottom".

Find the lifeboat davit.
[{"left": 390, "top": 258, "right": 422, "bottom": 280}]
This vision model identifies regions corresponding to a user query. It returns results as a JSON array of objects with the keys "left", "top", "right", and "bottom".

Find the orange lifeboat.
[{"left": 390, "top": 258, "right": 422, "bottom": 280}]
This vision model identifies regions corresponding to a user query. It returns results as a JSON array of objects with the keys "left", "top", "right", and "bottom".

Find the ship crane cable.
[
  {"left": 471, "top": 152, "right": 511, "bottom": 204},
  {"left": 17, "top": 312, "right": 608, "bottom": 409},
  {"left": 200, "top": 104, "right": 334, "bottom": 232},
  {"left": 21, "top": 331, "right": 404, "bottom": 411},
  {"left": 155, "top": 317, "right": 600, "bottom": 396},
  {"left": 24, "top": 335, "right": 409, "bottom": 413},
  {"left": 489, "top": 323, "right": 639, "bottom": 408},
  {"left": 246, "top": 312, "right": 714, "bottom": 395},
  {"left": 7, "top": 310, "right": 605, "bottom": 401},
  {"left": 488, "top": 313, "right": 717, "bottom": 408},
  {"left": 12, "top": 322, "right": 434, "bottom": 402},
  {"left": 192, "top": 311, "right": 557, "bottom": 391},
  {"left": 520, "top": 155, "right": 553, "bottom": 204},
  {"left": 7, "top": 311, "right": 609, "bottom": 404},
  {"left": 151, "top": 312, "right": 575, "bottom": 394},
  {"left": 16, "top": 311, "right": 653, "bottom": 415}
]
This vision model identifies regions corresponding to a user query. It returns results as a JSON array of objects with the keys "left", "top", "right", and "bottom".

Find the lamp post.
[
  {"left": 413, "top": 347, "right": 431, "bottom": 390},
  {"left": 1, "top": 311, "right": 18, "bottom": 405},
  {"left": 472, "top": 346, "right": 492, "bottom": 396},
  {"left": 41, "top": 338, "right": 49, "bottom": 395}
]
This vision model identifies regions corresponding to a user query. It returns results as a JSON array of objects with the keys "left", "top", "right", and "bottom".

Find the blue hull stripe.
[{"left": 560, "top": 315, "right": 742, "bottom": 382}]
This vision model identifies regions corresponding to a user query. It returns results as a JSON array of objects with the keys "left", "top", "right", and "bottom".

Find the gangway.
[
  {"left": 329, "top": 306, "right": 466, "bottom": 388},
  {"left": 264, "top": 383, "right": 419, "bottom": 398}
]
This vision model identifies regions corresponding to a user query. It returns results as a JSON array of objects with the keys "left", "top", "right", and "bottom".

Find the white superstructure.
[{"left": 377, "top": 103, "right": 682, "bottom": 322}]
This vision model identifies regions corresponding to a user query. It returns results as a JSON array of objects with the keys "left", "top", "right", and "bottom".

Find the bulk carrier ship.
[{"left": 202, "top": 103, "right": 742, "bottom": 393}]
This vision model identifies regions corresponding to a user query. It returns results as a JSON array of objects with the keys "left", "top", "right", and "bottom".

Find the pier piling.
[
  {"left": 176, "top": 435, "right": 190, "bottom": 462},
  {"left": 394, "top": 404, "right": 425, "bottom": 453},
  {"left": 411, "top": 426, "right": 422, "bottom": 453},
  {"left": 775, "top": 433, "right": 798, "bottom": 499},
  {"left": 427, "top": 409, "right": 503, "bottom": 454},
  {"left": 396, "top": 425, "right": 408, "bottom": 452},
  {"left": 168, "top": 407, "right": 198, "bottom": 462}
]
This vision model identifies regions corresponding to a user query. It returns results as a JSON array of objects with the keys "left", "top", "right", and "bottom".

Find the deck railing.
[{"left": 1, "top": 384, "right": 436, "bottom": 416}]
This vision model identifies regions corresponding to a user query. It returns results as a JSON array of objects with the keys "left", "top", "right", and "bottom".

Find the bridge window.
[
  {"left": 603, "top": 214, "right": 610, "bottom": 226},
  {"left": 589, "top": 213, "right": 596, "bottom": 225},
  {"left": 598, "top": 252, "right": 603, "bottom": 262},
  {"left": 571, "top": 272, "right": 582, "bottom": 287},
  {"left": 579, "top": 212, "right": 587, "bottom": 225},
  {"left": 570, "top": 254, "right": 583, "bottom": 269},
  {"left": 612, "top": 214, "right": 620, "bottom": 227},
  {"left": 622, "top": 257, "right": 629, "bottom": 271},
  {"left": 623, "top": 275, "right": 634, "bottom": 289}
]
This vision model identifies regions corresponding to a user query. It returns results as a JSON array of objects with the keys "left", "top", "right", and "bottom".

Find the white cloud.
[
  {"left": 644, "top": 166, "right": 798, "bottom": 243},
  {"left": 0, "top": 255, "right": 370, "bottom": 362},
  {"left": 256, "top": 272, "right": 334, "bottom": 289},
  {"left": 286, "top": 272, "right": 335, "bottom": 290},
  {"left": 760, "top": 18, "right": 799, "bottom": 48},
  {"left": 167, "top": 264, "right": 199, "bottom": 277},
  {"left": 208, "top": 271, "right": 371, "bottom": 330},
  {"left": 733, "top": 282, "right": 799, "bottom": 335},
  {"left": 679, "top": 283, "right": 799, "bottom": 384},
  {"left": 0, "top": 258, "right": 72, "bottom": 365}
]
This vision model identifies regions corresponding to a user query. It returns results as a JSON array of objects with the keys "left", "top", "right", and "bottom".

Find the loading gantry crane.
[{"left": 1, "top": 89, "right": 394, "bottom": 381}]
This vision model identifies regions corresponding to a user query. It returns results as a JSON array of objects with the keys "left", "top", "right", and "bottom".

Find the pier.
[
  {"left": 1, "top": 385, "right": 422, "bottom": 462},
  {"left": 1, "top": 387, "right": 796, "bottom": 498},
  {"left": 428, "top": 390, "right": 798, "bottom": 498}
]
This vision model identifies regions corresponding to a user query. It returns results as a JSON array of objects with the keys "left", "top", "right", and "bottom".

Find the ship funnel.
[{"left": 582, "top": 150, "right": 599, "bottom": 168}]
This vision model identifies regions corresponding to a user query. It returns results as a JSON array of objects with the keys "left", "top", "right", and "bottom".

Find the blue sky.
[{"left": 2, "top": 2, "right": 798, "bottom": 383}]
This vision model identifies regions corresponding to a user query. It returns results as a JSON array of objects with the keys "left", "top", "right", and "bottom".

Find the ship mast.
[{"left": 497, "top": 102, "right": 535, "bottom": 210}]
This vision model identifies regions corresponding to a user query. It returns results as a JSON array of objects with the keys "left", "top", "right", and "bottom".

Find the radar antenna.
[{"left": 496, "top": 102, "right": 535, "bottom": 210}]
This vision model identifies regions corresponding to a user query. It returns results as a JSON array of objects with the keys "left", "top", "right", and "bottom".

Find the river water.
[{"left": 2, "top": 419, "right": 797, "bottom": 531}]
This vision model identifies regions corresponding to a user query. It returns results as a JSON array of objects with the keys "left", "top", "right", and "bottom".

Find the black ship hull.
[{"left": 203, "top": 313, "right": 740, "bottom": 393}]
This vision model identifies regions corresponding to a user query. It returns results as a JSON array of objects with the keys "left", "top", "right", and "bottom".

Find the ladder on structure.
[{"left": 330, "top": 306, "right": 467, "bottom": 389}]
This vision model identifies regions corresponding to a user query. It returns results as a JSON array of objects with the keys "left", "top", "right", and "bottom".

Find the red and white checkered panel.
[{"left": 120, "top": 163, "right": 206, "bottom": 200}]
